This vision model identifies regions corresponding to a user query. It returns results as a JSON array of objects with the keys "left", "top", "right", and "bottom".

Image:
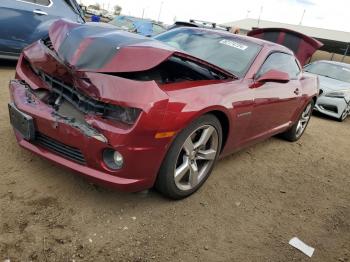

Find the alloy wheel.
[
  {"left": 174, "top": 125, "right": 219, "bottom": 191},
  {"left": 296, "top": 103, "right": 312, "bottom": 138}
]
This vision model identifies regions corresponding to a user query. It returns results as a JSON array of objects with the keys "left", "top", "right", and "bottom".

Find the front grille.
[
  {"left": 319, "top": 104, "right": 338, "bottom": 113},
  {"left": 35, "top": 132, "right": 86, "bottom": 165},
  {"left": 38, "top": 71, "right": 125, "bottom": 116}
]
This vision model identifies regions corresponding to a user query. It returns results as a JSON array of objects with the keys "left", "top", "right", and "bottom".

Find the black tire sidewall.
[
  {"left": 339, "top": 110, "right": 347, "bottom": 122},
  {"left": 155, "top": 114, "right": 223, "bottom": 199},
  {"left": 283, "top": 100, "right": 314, "bottom": 142}
]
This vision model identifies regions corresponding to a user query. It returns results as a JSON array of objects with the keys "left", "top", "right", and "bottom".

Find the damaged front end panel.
[
  {"left": 8, "top": 19, "right": 234, "bottom": 191},
  {"left": 13, "top": 79, "right": 109, "bottom": 144},
  {"left": 37, "top": 71, "right": 141, "bottom": 125},
  {"left": 14, "top": 19, "right": 233, "bottom": 143}
]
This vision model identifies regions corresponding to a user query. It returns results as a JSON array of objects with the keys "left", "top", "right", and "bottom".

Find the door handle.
[
  {"left": 294, "top": 88, "right": 300, "bottom": 95},
  {"left": 33, "top": 9, "right": 48, "bottom": 16}
]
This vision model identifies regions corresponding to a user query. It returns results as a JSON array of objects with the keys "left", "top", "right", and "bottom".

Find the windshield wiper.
[{"left": 177, "top": 57, "right": 229, "bottom": 80}]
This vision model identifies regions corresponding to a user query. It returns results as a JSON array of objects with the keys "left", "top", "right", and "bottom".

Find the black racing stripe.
[
  {"left": 58, "top": 26, "right": 111, "bottom": 63},
  {"left": 76, "top": 33, "right": 151, "bottom": 70},
  {"left": 75, "top": 37, "right": 119, "bottom": 70},
  {"left": 57, "top": 24, "right": 153, "bottom": 70},
  {"left": 283, "top": 33, "right": 301, "bottom": 54},
  {"left": 262, "top": 31, "right": 280, "bottom": 43}
]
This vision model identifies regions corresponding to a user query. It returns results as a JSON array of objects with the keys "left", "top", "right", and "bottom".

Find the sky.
[{"left": 78, "top": 0, "right": 350, "bottom": 32}]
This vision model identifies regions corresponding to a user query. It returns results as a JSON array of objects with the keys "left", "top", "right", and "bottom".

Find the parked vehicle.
[
  {"left": 102, "top": 11, "right": 114, "bottom": 20},
  {"left": 109, "top": 16, "right": 166, "bottom": 37},
  {"left": 168, "top": 19, "right": 230, "bottom": 32},
  {"left": 8, "top": 20, "right": 319, "bottom": 199},
  {"left": 86, "top": 8, "right": 99, "bottom": 15},
  {"left": 0, "top": 0, "right": 84, "bottom": 60},
  {"left": 86, "top": 5, "right": 101, "bottom": 16},
  {"left": 304, "top": 60, "right": 350, "bottom": 121}
]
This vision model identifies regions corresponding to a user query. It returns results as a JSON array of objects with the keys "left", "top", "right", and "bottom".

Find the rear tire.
[
  {"left": 281, "top": 100, "right": 314, "bottom": 142},
  {"left": 155, "top": 114, "right": 222, "bottom": 200}
]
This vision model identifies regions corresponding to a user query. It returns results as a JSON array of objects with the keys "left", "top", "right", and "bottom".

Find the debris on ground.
[{"left": 289, "top": 237, "right": 315, "bottom": 257}]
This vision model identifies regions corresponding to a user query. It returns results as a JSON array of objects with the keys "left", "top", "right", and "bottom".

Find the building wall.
[{"left": 310, "top": 50, "right": 350, "bottom": 64}]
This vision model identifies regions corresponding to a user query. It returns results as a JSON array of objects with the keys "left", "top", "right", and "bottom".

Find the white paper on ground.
[{"left": 289, "top": 237, "right": 315, "bottom": 257}]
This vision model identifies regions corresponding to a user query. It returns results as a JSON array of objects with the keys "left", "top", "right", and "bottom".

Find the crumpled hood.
[
  {"left": 317, "top": 75, "right": 350, "bottom": 92},
  {"left": 48, "top": 19, "right": 233, "bottom": 77},
  {"left": 48, "top": 19, "right": 177, "bottom": 73}
]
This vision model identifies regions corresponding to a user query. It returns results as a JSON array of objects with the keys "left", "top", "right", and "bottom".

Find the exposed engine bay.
[{"left": 110, "top": 56, "right": 229, "bottom": 83}]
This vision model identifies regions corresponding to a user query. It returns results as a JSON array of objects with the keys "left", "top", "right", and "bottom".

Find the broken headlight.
[{"left": 103, "top": 106, "right": 141, "bottom": 125}]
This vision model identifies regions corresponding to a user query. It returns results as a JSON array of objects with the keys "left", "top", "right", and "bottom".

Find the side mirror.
[
  {"left": 256, "top": 69, "right": 290, "bottom": 84},
  {"left": 250, "top": 69, "right": 290, "bottom": 89}
]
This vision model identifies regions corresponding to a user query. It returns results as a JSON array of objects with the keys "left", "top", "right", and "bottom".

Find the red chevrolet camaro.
[{"left": 8, "top": 20, "right": 319, "bottom": 199}]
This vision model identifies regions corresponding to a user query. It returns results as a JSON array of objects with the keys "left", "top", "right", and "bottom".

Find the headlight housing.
[
  {"left": 103, "top": 106, "right": 141, "bottom": 125},
  {"left": 325, "top": 89, "right": 350, "bottom": 98}
]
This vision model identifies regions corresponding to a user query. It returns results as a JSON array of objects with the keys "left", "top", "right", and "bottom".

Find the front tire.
[
  {"left": 155, "top": 114, "right": 222, "bottom": 200},
  {"left": 281, "top": 100, "right": 314, "bottom": 142},
  {"left": 338, "top": 102, "right": 350, "bottom": 122}
]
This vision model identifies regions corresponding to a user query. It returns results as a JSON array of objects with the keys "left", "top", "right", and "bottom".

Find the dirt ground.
[{"left": 0, "top": 60, "right": 349, "bottom": 262}]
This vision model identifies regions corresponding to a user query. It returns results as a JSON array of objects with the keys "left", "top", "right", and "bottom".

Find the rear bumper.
[{"left": 9, "top": 80, "right": 170, "bottom": 192}]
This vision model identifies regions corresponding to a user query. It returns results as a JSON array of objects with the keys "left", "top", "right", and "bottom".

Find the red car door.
[{"left": 247, "top": 52, "right": 302, "bottom": 140}]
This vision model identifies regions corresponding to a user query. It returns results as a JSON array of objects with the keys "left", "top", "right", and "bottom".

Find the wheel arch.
[
  {"left": 205, "top": 110, "right": 230, "bottom": 153},
  {"left": 158, "top": 105, "right": 232, "bottom": 156},
  {"left": 178, "top": 106, "right": 231, "bottom": 154}
]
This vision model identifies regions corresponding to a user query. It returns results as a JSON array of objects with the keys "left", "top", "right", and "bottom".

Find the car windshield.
[
  {"left": 109, "top": 18, "right": 134, "bottom": 31},
  {"left": 304, "top": 62, "right": 350, "bottom": 83},
  {"left": 154, "top": 28, "right": 261, "bottom": 77}
]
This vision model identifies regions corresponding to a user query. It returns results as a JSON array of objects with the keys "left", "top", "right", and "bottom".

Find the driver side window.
[{"left": 258, "top": 52, "right": 301, "bottom": 79}]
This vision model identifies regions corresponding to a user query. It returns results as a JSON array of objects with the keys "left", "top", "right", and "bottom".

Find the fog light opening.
[{"left": 103, "top": 149, "right": 124, "bottom": 170}]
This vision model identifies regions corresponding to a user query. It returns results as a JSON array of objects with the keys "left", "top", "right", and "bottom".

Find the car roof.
[
  {"left": 312, "top": 60, "right": 350, "bottom": 68},
  {"left": 172, "top": 27, "right": 293, "bottom": 54}
]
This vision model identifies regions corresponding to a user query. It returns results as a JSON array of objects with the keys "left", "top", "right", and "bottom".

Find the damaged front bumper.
[
  {"left": 8, "top": 79, "right": 170, "bottom": 192},
  {"left": 314, "top": 94, "right": 350, "bottom": 119}
]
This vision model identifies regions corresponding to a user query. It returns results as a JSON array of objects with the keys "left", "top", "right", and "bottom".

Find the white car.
[
  {"left": 304, "top": 60, "right": 350, "bottom": 122},
  {"left": 86, "top": 8, "right": 101, "bottom": 16},
  {"left": 105, "top": 13, "right": 115, "bottom": 20},
  {"left": 101, "top": 10, "right": 114, "bottom": 20}
]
